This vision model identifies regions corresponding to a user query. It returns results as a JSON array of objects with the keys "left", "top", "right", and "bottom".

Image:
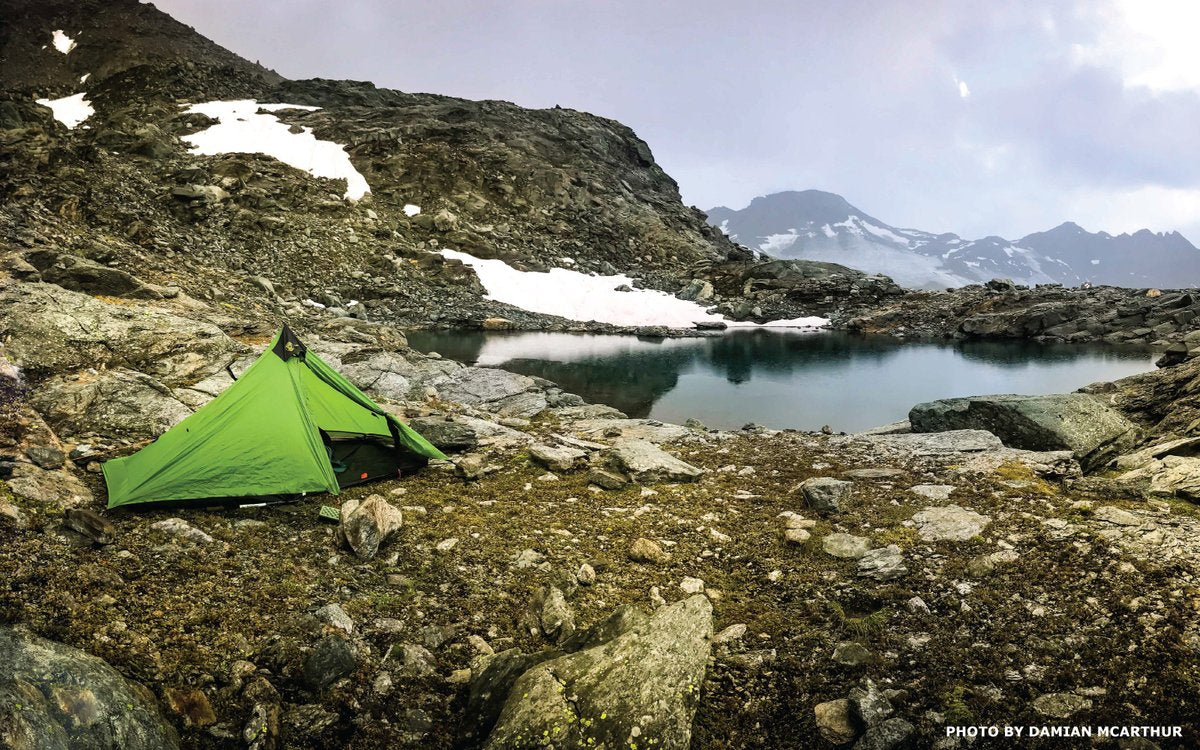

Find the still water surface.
[{"left": 406, "top": 330, "right": 1158, "bottom": 432}]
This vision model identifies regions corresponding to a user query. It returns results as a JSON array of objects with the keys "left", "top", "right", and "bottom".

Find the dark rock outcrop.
[{"left": 0, "top": 626, "right": 180, "bottom": 749}]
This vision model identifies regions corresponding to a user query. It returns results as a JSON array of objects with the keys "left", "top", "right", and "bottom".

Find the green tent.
[{"left": 103, "top": 326, "right": 446, "bottom": 509}]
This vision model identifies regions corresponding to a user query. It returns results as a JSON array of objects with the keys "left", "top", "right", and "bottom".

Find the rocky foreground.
[{"left": 3, "top": 272, "right": 1200, "bottom": 749}]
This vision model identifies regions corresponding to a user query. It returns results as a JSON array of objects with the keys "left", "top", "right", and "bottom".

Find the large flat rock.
[{"left": 909, "top": 393, "right": 1140, "bottom": 471}]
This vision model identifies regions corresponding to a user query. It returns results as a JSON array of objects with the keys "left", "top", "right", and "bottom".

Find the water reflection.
[{"left": 406, "top": 330, "right": 1157, "bottom": 432}]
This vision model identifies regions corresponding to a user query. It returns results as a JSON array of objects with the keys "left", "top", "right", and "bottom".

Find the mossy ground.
[{"left": 2, "top": 429, "right": 1199, "bottom": 749}]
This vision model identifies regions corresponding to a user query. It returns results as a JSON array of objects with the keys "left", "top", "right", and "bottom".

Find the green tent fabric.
[{"left": 102, "top": 326, "right": 445, "bottom": 509}]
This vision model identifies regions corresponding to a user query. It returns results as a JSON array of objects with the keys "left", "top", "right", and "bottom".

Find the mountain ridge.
[{"left": 706, "top": 189, "right": 1200, "bottom": 290}]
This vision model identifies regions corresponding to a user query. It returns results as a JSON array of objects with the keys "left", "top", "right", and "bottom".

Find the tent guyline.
[{"left": 102, "top": 325, "right": 446, "bottom": 509}]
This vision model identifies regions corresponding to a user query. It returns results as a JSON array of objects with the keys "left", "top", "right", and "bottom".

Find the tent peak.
[{"left": 272, "top": 324, "right": 308, "bottom": 361}]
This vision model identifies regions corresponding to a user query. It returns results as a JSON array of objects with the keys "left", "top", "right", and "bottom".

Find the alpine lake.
[{"left": 406, "top": 329, "right": 1159, "bottom": 433}]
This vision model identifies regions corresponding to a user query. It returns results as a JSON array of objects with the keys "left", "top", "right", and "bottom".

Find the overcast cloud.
[{"left": 154, "top": 0, "right": 1200, "bottom": 241}]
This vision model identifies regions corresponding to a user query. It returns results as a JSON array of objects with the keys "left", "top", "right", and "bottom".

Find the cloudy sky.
[{"left": 155, "top": 0, "right": 1200, "bottom": 241}]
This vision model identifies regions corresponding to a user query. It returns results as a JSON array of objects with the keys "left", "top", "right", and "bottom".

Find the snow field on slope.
[
  {"left": 35, "top": 92, "right": 93, "bottom": 129},
  {"left": 441, "top": 250, "right": 828, "bottom": 329},
  {"left": 181, "top": 100, "right": 370, "bottom": 200}
]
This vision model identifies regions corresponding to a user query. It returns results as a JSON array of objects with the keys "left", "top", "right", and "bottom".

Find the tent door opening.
[{"left": 322, "top": 432, "right": 427, "bottom": 489}]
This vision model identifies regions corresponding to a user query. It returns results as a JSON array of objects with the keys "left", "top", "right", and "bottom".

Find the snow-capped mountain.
[{"left": 705, "top": 190, "right": 1200, "bottom": 290}]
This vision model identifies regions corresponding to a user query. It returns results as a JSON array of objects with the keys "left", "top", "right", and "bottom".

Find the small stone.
[
  {"left": 680, "top": 576, "right": 705, "bottom": 594},
  {"left": 628, "top": 537, "right": 668, "bottom": 564},
  {"left": 910, "top": 484, "right": 955, "bottom": 501},
  {"left": 64, "top": 508, "right": 117, "bottom": 544},
  {"left": 714, "top": 623, "right": 748, "bottom": 644},
  {"left": 513, "top": 548, "right": 545, "bottom": 568},
  {"left": 1032, "top": 692, "right": 1093, "bottom": 718},
  {"left": 339, "top": 495, "right": 402, "bottom": 559},
  {"left": 814, "top": 699, "right": 856, "bottom": 745},
  {"left": 966, "top": 555, "right": 996, "bottom": 578},
  {"left": 150, "top": 517, "right": 213, "bottom": 544},
  {"left": 436, "top": 538, "right": 458, "bottom": 552},
  {"left": 540, "top": 587, "right": 575, "bottom": 642},
  {"left": 372, "top": 673, "right": 393, "bottom": 695},
  {"left": 466, "top": 635, "right": 494, "bottom": 655},
  {"left": 854, "top": 718, "right": 915, "bottom": 750},
  {"left": 780, "top": 511, "right": 816, "bottom": 529},
  {"left": 784, "top": 527, "right": 812, "bottom": 544},
  {"left": 1093, "top": 506, "right": 1141, "bottom": 526},
  {"left": 587, "top": 468, "right": 629, "bottom": 490},
  {"left": 529, "top": 443, "right": 586, "bottom": 472},
  {"left": 315, "top": 603, "right": 354, "bottom": 635},
  {"left": 906, "top": 596, "right": 930, "bottom": 614},
  {"left": 822, "top": 533, "right": 871, "bottom": 559},
  {"left": 399, "top": 643, "right": 437, "bottom": 676},
  {"left": 165, "top": 687, "right": 217, "bottom": 727},
  {"left": 832, "top": 641, "right": 872, "bottom": 667},
  {"left": 849, "top": 679, "right": 894, "bottom": 727},
  {"left": 576, "top": 563, "right": 596, "bottom": 585}
]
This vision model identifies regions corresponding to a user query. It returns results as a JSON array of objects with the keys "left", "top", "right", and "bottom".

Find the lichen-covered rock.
[
  {"left": 31, "top": 369, "right": 192, "bottom": 441},
  {"left": 338, "top": 494, "right": 403, "bottom": 559},
  {"left": 909, "top": 393, "right": 1140, "bottom": 472},
  {"left": 0, "top": 626, "right": 180, "bottom": 749},
  {"left": 484, "top": 595, "right": 713, "bottom": 749},
  {"left": 0, "top": 282, "right": 240, "bottom": 386},
  {"left": 433, "top": 367, "right": 548, "bottom": 418}
]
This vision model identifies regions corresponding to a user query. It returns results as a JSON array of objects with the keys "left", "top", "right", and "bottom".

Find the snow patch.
[
  {"left": 1091, "top": 259, "right": 1100, "bottom": 265},
  {"left": 403, "top": 204, "right": 421, "bottom": 217},
  {"left": 79, "top": 73, "right": 90, "bottom": 84},
  {"left": 440, "top": 249, "right": 827, "bottom": 329},
  {"left": 180, "top": 100, "right": 370, "bottom": 200},
  {"left": 35, "top": 92, "right": 93, "bottom": 129},
  {"left": 758, "top": 231, "right": 801, "bottom": 255},
  {"left": 51, "top": 30, "right": 76, "bottom": 55}
]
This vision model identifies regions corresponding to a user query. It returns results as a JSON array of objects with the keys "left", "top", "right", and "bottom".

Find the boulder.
[
  {"left": 338, "top": 495, "right": 403, "bottom": 559},
  {"left": 31, "top": 369, "right": 192, "bottom": 441},
  {"left": 0, "top": 283, "right": 239, "bottom": 386},
  {"left": 0, "top": 626, "right": 180, "bottom": 749},
  {"left": 909, "top": 393, "right": 1140, "bottom": 472},
  {"left": 484, "top": 595, "right": 713, "bottom": 750},
  {"left": 800, "top": 477, "right": 852, "bottom": 514},
  {"left": 609, "top": 438, "right": 703, "bottom": 483}
]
